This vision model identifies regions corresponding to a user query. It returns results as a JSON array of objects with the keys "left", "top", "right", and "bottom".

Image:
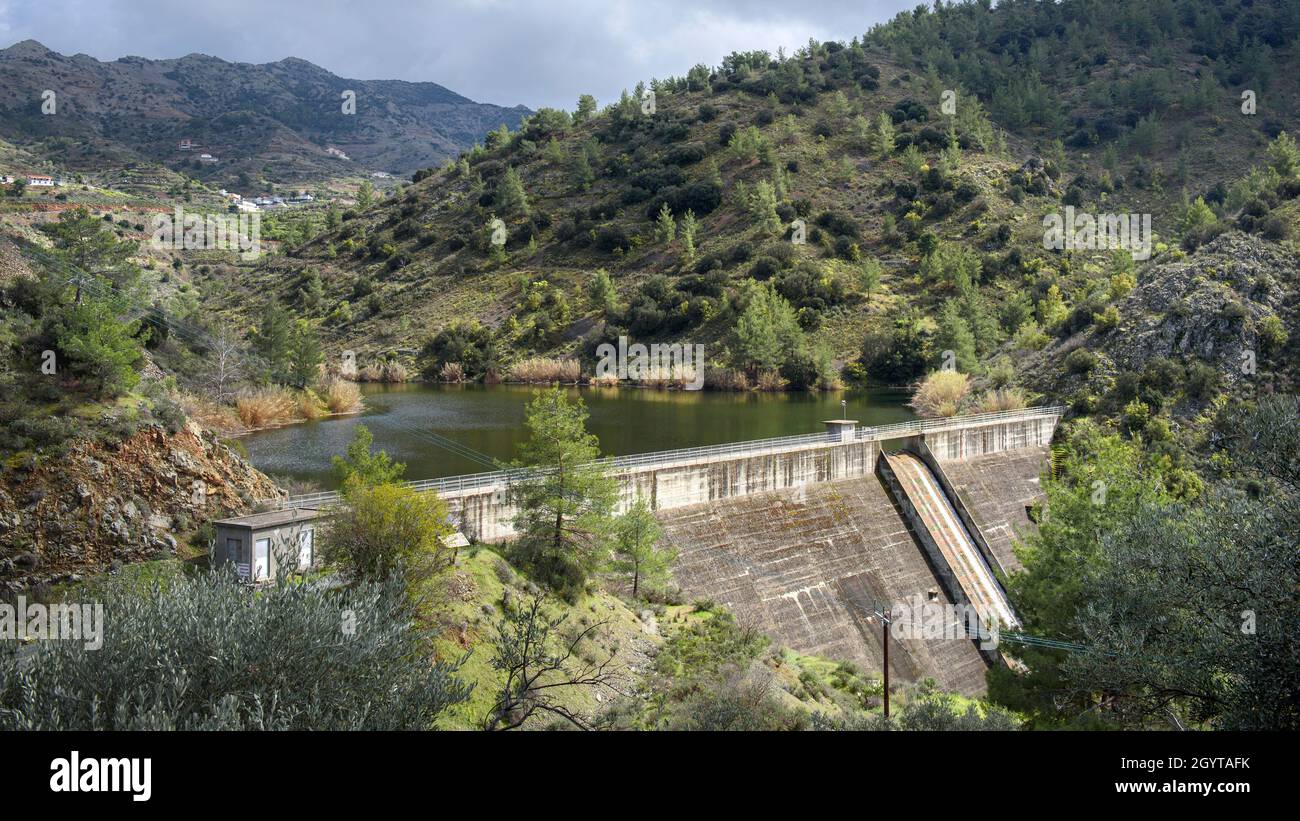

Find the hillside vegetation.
[{"left": 199, "top": 0, "right": 1299, "bottom": 408}]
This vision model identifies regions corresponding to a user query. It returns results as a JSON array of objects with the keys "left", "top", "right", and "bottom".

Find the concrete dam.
[{"left": 280, "top": 406, "right": 1063, "bottom": 696}]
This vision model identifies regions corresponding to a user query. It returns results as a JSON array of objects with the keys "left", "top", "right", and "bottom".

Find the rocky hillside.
[
  {"left": 0, "top": 39, "right": 530, "bottom": 181},
  {"left": 0, "top": 420, "right": 281, "bottom": 593},
  {"left": 209, "top": 0, "right": 1300, "bottom": 392},
  {"left": 1014, "top": 231, "right": 1299, "bottom": 411}
]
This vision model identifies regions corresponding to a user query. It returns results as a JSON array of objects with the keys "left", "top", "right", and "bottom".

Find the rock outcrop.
[
  {"left": 1017, "top": 232, "right": 1297, "bottom": 407},
  {"left": 0, "top": 421, "right": 282, "bottom": 592}
]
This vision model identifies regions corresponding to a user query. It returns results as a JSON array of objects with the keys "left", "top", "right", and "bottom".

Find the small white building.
[
  {"left": 212, "top": 508, "right": 321, "bottom": 582},
  {"left": 26, "top": 174, "right": 54, "bottom": 187}
]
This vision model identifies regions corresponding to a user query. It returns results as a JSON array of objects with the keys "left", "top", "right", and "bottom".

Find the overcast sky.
[{"left": 0, "top": 0, "right": 918, "bottom": 109}]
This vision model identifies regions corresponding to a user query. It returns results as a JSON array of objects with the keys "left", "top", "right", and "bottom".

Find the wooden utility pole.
[{"left": 881, "top": 608, "right": 891, "bottom": 719}]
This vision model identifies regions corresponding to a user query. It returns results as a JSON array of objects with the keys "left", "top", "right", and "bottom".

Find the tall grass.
[
  {"left": 358, "top": 361, "right": 409, "bottom": 383},
  {"left": 507, "top": 357, "right": 581, "bottom": 383},
  {"left": 235, "top": 387, "right": 300, "bottom": 429},
  {"left": 755, "top": 369, "right": 788, "bottom": 392},
  {"left": 438, "top": 362, "right": 465, "bottom": 383},
  {"left": 322, "top": 378, "right": 363, "bottom": 414},
  {"left": 180, "top": 395, "right": 242, "bottom": 436},
  {"left": 296, "top": 391, "right": 328, "bottom": 421},
  {"left": 703, "top": 366, "right": 749, "bottom": 391},
  {"left": 234, "top": 383, "right": 364, "bottom": 430},
  {"left": 909, "top": 371, "right": 971, "bottom": 418},
  {"left": 633, "top": 363, "right": 700, "bottom": 389},
  {"left": 970, "top": 387, "right": 1028, "bottom": 414}
]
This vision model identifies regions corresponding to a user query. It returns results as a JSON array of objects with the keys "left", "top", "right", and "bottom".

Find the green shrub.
[
  {"left": 1258, "top": 313, "right": 1288, "bottom": 353},
  {"left": 1185, "top": 361, "right": 1220, "bottom": 400},
  {"left": 1064, "top": 348, "right": 1098, "bottom": 375},
  {"left": 0, "top": 568, "right": 470, "bottom": 729},
  {"left": 1092, "top": 304, "right": 1121, "bottom": 332},
  {"left": 1222, "top": 300, "right": 1249, "bottom": 321}
]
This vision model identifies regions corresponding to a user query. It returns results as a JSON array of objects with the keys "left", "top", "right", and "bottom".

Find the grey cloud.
[{"left": 0, "top": 0, "right": 916, "bottom": 109}]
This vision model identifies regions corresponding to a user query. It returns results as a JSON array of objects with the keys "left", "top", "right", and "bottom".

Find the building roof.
[{"left": 213, "top": 508, "right": 321, "bottom": 529}]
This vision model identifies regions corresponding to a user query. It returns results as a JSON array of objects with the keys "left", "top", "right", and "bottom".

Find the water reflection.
[{"left": 239, "top": 383, "right": 915, "bottom": 488}]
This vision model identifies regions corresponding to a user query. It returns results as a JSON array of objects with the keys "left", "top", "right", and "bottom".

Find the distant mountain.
[{"left": 0, "top": 39, "right": 530, "bottom": 181}]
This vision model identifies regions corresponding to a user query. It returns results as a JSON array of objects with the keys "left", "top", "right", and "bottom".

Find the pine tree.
[
  {"left": 935, "top": 299, "right": 978, "bottom": 373},
  {"left": 611, "top": 498, "right": 675, "bottom": 598},
  {"left": 858, "top": 258, "right": 882, "bottom": 301},
  {"left": 732, "top": 281, "right": 803, "bottom": 375},
  {"left": 706, "top": 158, "right": 722, "bottom": 188},
  {"left": 495, "top": 166, "right": 530, "bottom": 216},
  {"left": 508, "top": 388, "right": 618, "bottom": 597},
  {"left": 748, "top": 180, "right": 781, "bottom": 235},
  {"left": 40, "top": 205, "right": 138, "bottom": 293},
  {"left": 574, "top": 94, "right": 597, "bottom": 124},
  {"left": 681, "top": 209, "right": 698, "bottom": 265},
  {"left": 1179, "top": 195, "right": 1217, "bottom": 236},
  {"left": 586, "top": 269, "right": 617, "bottom": 314},
  {"left": 572, "top": 150, "right": 594, "bottom": 191},
  {"left": 287, "top": 319, "right": 322, "bottom": 389},
  {"left": 54, "top": 293, "right": 144, "bottom": 398},
  {"left": 1038, "top": 284, "right": 1069, "bottom": 329},
  {"left": 655, "top": 202, "right": 676, "bottom": 244},
  {"left": 827, "top": 90, "right": 852, "bottom": 120},
  {"left": 1267, "top": 131, "right": 1300, "bottom": 179},
  {"left": 772, "top": 164, "right": 788, "bottom": 200},
  {"left": 254, "top": 299, "right": 293, "bottom": 383},
  {"left": 874, "top": 111, "right": 896, "bottom": 158}
]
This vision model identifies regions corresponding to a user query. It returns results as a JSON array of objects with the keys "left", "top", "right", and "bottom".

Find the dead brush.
[{"left": 235, "top": 387, "right": 299, "bottom": 428}]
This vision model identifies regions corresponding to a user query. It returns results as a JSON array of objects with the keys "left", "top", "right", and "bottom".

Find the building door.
[
  {"left": 254, "top": 538, "right": 270, "bottom": 580},
  {"left": 298, "top": 529, "right": 313, "bottom": 570},
  {"left": 228, "top": 538, "right": 248, "bottom": 579}
]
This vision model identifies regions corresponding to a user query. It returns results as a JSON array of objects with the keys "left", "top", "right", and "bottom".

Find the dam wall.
[
  {"left": 276, "top": 407, "right": 1063, "bottom": 695},
  {"left": 657, "top": 476, "right": 995, "bottom": 695},
  {"left": 280, "top": 407, "right": 1064, "bottom": 547}
]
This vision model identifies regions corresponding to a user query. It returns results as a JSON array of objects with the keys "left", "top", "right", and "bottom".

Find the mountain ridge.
[{"left": 0, "top": 39, "right": 531, "bottom": 181}]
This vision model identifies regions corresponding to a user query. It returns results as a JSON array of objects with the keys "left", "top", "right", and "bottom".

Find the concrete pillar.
[{"left": 823, "top": 419, "right": 858, "bottom": 443}]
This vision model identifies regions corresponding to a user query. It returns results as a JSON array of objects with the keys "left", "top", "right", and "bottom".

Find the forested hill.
[{"left": 209, "top": 0, "right": 1298, "bottom": 415}]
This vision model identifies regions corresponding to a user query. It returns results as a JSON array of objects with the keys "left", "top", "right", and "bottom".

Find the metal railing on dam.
[{"left": 273, "top": 405, "right": 1066, "bottom": 510}]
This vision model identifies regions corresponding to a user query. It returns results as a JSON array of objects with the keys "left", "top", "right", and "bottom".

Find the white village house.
[{"left": 26, "top": 174, "right": 55, "bottom": 187}]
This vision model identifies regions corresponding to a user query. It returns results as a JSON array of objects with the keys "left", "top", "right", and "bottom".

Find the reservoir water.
[{"left": 239, "top": 383, "right": 916, "bottom": 489}]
